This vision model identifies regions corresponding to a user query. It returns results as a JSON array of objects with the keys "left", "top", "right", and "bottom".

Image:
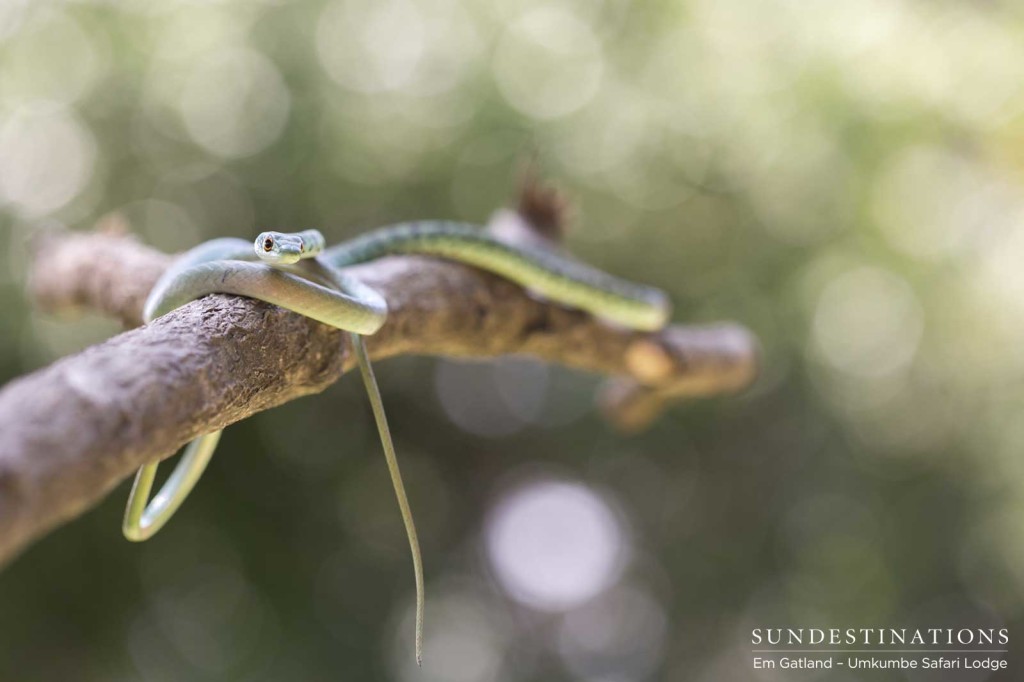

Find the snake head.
[{"left": 255, "top": 231, "right": 303, "bottom": 265}]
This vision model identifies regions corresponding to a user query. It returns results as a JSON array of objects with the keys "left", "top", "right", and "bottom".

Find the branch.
[{"left": 0, "top": 209, "right": 757, "bottom": 565}]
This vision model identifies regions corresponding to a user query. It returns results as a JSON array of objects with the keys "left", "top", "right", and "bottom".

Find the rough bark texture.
[{"left": 0, "top": 209, "right": 758, "bottom": 566}]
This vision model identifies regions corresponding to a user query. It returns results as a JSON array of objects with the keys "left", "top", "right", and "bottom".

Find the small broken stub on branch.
[{"left": 516, "top": 163, "right": 574, "bottom": 242}]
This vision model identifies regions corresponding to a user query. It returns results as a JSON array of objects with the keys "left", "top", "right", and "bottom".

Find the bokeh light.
[
  {"left": 0, "top": 107, "right": 96, "bottom": 218},
  {"left": 4, "top": 0, "right": 1024, "bottom": 678},
  {"left": 558, "top": 583, "right": 668, "bottom": 680},
  {"left": 179, "top": 48, "right": 291, "bottom": 159},
  {"left": 811, "top": 265, "right": 923, "bottom": 379},
  {"left": 485, "top": 479, "right": 628, "bottom": 611},
  {"left": 493, "top": 7, "right": 603, "bottom": 120}
]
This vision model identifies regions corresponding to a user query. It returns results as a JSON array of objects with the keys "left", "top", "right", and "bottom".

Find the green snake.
[{"left": 124, "top": 221, "right": 670, "bottom": 663}]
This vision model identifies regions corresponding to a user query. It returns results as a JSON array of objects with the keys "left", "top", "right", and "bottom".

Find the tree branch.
[{"left": 0, "top": 209, "right": 757, "bottom": 566}]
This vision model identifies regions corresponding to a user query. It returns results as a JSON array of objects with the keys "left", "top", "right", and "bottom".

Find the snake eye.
[{"left": 263, "top": 238, "right": 274, "bottom": 252}]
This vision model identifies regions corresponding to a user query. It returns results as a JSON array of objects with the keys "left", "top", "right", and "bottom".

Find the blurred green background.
[{"left": 2, "top": 0, "right": 1024, "bottom": 680}]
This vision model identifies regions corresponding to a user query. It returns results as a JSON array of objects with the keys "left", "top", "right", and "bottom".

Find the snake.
[{"left": 123, "top": 221, "right": 671, "bottom": 664}]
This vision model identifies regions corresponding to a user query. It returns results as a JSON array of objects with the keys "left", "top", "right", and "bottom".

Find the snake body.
[
  {"left": 124, "top": 221, "right": 671, "bottom": 664},
  {"left": 324, "top": 222, "right": 669, "bottom": 331}
]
